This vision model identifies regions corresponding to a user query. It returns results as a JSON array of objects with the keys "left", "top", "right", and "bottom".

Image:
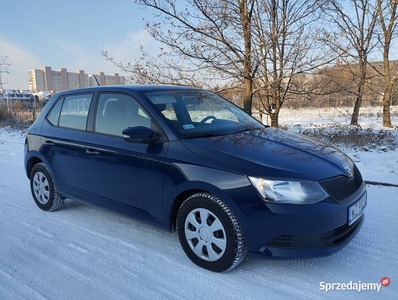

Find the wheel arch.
[
  {"left": 166, "top": 181, "right": 246, "bottom": 233},
  {"left": 25, "top": 152, "right": 58, "bottom": 190},
  {"left": 168, "top": 188, "right": 203, "bottom": 232},
  {"left": 26, "top": 155, "right": 43, "bottom": 179}
]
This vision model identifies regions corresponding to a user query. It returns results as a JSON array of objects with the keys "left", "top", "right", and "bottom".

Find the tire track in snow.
[
  {"left": 0, "top": 268, "right": 13, "bottom": 280},
  {"left": 31, "top": 204, "right": 264, "bottom": 300},
  {"left": 4, "top": 212, "right": 146, "bottom": 299},
  {"left": 67, "top": 243, "right": 90, "bottom": 254},
  {"left": 54, "top": 211, "right": 203, "bottom": 287},
  {"left": 54, "top": 214, "right": 195, "bottom": 299},
  {"left": 0, "top": 245, "right": 51, "bottom": 300},
  {"left": 4, "top": 232, "right": 133, "bottom": 300},
  {"left": 21, "top": 222, "right": 55, "bottom": 239},
  {"left": 15, "top": 206, "right": 199, "bottom": 300},
  {"left": 239, "top": 258, "right": 329, "bottom": 300}
]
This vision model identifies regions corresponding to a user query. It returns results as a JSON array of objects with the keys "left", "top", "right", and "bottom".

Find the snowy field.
[{"left": 0, "top": 107, "right": 397, "bottom": 300}]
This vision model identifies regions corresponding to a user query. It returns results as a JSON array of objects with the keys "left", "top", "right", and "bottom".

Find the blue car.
[{"left": 24, "top": 85, "right": 367, "bottom": 272}]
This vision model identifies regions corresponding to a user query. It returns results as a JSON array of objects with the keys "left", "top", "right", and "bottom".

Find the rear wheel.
[
  {"left": 30, "top": 163, "right": 64, "bottom": 211},
  {"left": 177, "top": 192, "right": 247, "bottom": 272}
]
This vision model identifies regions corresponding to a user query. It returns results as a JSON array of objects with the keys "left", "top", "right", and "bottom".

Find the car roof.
[{"left": 53, "top": 84, "right": 201, "bottom": 96}]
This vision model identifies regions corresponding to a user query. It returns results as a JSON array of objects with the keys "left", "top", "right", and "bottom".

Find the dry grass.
[{"left": 0, "top": 105, "right": 35, "bottom": 130}]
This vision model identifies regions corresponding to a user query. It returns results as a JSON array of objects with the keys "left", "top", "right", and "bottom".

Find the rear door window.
[{"left": 58, "top": 94, "right": 93, "bottom": 130}]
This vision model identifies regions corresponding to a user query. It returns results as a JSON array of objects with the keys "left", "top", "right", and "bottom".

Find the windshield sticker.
[{"left": 182, "top": 124, "right": 195, "bottom": 129}]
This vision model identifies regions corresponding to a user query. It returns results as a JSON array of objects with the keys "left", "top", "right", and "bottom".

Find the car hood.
[{"left": 180, "top": 128, "right": 354, "bottom": 181}]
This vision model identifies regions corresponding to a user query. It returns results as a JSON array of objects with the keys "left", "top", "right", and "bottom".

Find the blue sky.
[{"left": 0, "top": 0, "right": 158, "bottom": 89}]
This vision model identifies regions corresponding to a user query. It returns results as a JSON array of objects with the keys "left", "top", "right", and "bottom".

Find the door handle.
[
  {"left": 86, "top": 148, "right": 100, "bottom": 155},
  {"left": 44, "top": 141, "right": 55, "bottom": 146}
]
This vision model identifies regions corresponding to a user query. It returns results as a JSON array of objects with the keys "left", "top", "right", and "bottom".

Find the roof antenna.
[{"left": 93, "top": 75, "right": 100, "bottom": 86}]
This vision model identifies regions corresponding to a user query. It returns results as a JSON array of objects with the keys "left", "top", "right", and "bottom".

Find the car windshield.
[{"left": 144, "top": 90, "right": 264, "bottom": 138}]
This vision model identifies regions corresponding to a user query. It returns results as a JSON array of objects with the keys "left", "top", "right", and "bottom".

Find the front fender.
[{"left": 162, "top": 163, "right": 261, "bottom": 235}]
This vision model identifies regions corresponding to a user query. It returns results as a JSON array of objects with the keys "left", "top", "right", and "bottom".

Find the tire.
[
  {"left": 177, "top": 192, "right": 247, "bottom": 272},
  {"left": 30, "top": 163, "right": 64, "bottom": 211}
]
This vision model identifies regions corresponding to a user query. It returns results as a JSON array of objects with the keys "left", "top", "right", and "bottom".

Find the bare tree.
[
  {"left": 103, "top": 44, "right": 208, "bottom": 87},
  {"left": 107, "top": 0, "right": 258, "bottom": 116},
  {"left": 329, "top": 0, "right": 377, "bottom": 125},
  {"left": 377, "top": 0, "right": 397, "bottom": 128},
  {"left": 323, "top": 0, "right": 378, "bottom": 126},
  {"left": 252, "top": 0, "right": 331, "bottom": 127},
  {"left": 104, "top": 1, "right": 334, "bottom": 127}
]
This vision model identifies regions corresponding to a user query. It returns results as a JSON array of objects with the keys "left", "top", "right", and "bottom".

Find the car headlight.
[{"left": 248, "top": 177, "right": 329, "bottom": 204}]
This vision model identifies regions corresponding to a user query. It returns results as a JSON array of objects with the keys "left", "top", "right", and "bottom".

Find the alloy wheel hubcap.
[
  {"left": 184, "top": 208, "right": 227, "bottom": 261},
  {"left": 33, "top": 171, "right": 50, "bottom": 205}
]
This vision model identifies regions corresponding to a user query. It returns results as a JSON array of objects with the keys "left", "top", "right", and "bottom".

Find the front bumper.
[
  {"left": 240, "top": 187, "right": 367, "bottom": 258},
  {"left": 255, "top": 215, "right": 364, "bottom": 258}
]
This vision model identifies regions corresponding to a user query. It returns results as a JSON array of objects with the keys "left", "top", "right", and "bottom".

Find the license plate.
[{"left": 348, "top": 193, "right": 367, "bottom": 225}]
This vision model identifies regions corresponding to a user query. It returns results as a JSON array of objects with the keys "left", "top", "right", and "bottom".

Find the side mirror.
[{"left": 122, "top": 126, "right": 158, "bottom": 143}]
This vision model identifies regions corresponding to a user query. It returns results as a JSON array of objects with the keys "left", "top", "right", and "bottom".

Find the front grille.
[
  {"left": 267, "top": 216, "right": 364, "bottom": 249},
  {"left": 320, "top": 165, "right": 364, "bottom": 203}
]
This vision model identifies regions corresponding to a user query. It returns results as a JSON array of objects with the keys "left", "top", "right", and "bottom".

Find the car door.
[
  {"left": 39, "top": 93, "right": 93, "bottom": 200},
  {"left": 85, "top": 92, "right": 167, "bottom": 224}
]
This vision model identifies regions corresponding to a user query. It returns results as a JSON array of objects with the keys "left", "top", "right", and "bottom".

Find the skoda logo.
[{"left": 343, "top": 163, "right": 353, "bottom": 176}]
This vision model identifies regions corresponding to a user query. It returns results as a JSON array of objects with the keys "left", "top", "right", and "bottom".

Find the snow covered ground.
[{"left": 0, "top": 107, "right": 397, "bottom": 300}]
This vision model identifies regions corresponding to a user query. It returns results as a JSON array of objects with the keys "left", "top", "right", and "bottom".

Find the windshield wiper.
[
  {"left": 235, "top": 128, "right": 253, "bottom": 133},
  {"left": 186, "top": 133, "right": 226, "bottom": 139},
  {"left": 237, "top": 125, "right": 269, "bottom": 133}
]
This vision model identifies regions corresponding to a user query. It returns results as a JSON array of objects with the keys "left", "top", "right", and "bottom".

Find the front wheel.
[
  {"left": 30, "top": 163, "right": 64, "bottom": 211},
  {"left": 177, "top": 193, "right": 247, "bottom": 272}
]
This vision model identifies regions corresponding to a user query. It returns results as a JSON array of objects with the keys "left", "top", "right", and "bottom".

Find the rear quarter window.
[{"left": 46, "top": 97, "right": 63, "bottom": 126}]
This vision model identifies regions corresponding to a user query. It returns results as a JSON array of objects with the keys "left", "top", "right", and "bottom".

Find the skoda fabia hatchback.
[{"left": 24, "top": 85, "right": 367, "bottom": 272}]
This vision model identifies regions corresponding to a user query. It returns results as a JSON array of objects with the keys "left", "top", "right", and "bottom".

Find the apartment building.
[
  {"left": 28, "top": 66, "right": 125, "bottom": 92},
  {"left": 87, "top": 72, "right": 126, "bottom": 87}
]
